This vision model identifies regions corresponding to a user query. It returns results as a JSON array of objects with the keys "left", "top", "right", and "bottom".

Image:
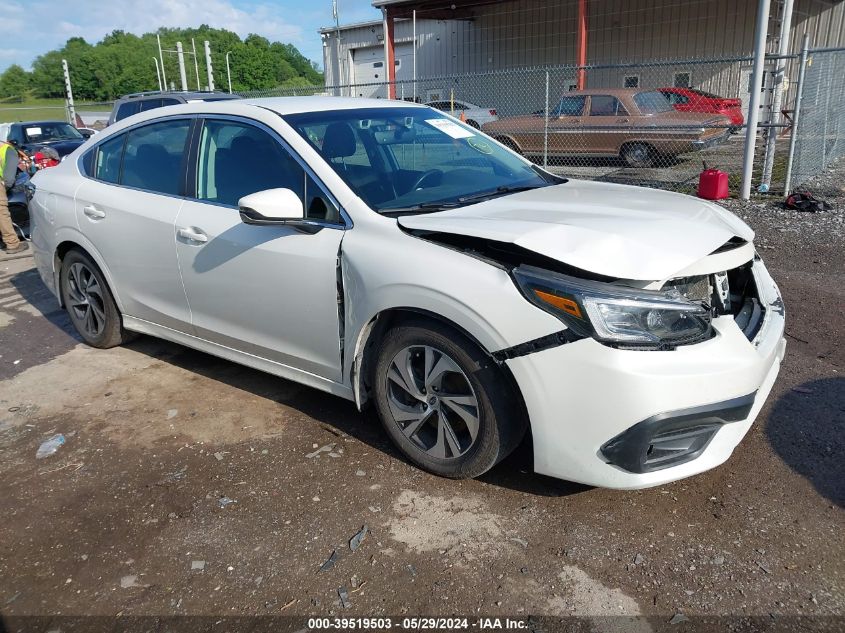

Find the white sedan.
[
  {"left": 28, "top": 97, "right": 786, "bottom": 489},
  {"left": 424, "top": 99, "right": 498, "bottom": 128}
]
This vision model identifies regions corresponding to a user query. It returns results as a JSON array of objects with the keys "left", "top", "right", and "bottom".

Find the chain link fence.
[
  {"left": 242, "top": 55, "right": 800, "bottom": 196},
  {"left": 786, "top": 48, "right": 845, "bottom": 192}
]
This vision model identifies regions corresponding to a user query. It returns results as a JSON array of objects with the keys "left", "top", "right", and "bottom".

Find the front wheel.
[
  {"left": 60, "top": 249, "right": 132, "bottom": 348},
  {"left": 373, "top": 322, "right": 527, "bottom": 479}
]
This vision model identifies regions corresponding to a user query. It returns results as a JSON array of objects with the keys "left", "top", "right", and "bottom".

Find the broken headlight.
[{"left": 513, "top": 265, "right": 713, "bottom": 349}]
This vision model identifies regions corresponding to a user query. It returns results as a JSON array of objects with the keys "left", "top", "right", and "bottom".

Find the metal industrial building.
[{"left": 320, "top": 0, "right": 845, "bottom": 116}]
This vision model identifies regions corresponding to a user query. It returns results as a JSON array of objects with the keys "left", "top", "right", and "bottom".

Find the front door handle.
[
  {"left": 177, "top": 227, "right": 208, "bottom": 243},
  {"left": 618, "top": 118, "right": 630, "bottom": 123},
  {"left": 83, "top": 205, "right": 106, "bottom": 219}
]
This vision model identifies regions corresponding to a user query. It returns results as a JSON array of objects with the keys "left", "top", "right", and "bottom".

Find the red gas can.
[{"left": 698, "top": 168, "right": 729, "bottom": 200}]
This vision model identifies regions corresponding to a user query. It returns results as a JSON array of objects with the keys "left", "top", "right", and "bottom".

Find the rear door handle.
[
  {"left": 177, "top": 227, "right": 208, "bottom": 243},
  {"left": 83, "top": 205, "right": 106, "bottom": 219}
]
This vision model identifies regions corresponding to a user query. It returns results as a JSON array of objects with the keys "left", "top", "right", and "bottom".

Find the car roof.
[
  {"left": 117, "top": 91, "right": 241, "bottom": 101},
  {"left": 161, "top": 96, "right": 431, "bottom": 116},
  {"left": 12, "top": 120, "right": 72, "bottom": 126},
  {"left": 562, "top": 88, "right": 658, "bottom": 97}
]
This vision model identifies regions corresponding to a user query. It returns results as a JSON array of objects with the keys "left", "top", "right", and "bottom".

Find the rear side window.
[
  {"left": 115, "top": 101, "right": 140, "bottom": 121},
  {"left": 95, "top": 134, "right": 125, "bottom": 183},
  {"left": 121, "top": 119, "right": 191, "bottom": 195},
  {"left": 589, "top": 96, "right": 627, "bottom": 116}
]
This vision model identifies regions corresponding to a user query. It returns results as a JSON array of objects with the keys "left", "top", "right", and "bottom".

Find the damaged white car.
[{"left": 28, "top": 98, "right": 786, "bottom": 489}]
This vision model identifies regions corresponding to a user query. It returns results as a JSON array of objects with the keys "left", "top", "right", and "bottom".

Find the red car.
[{"left": 659, "top": 87, "right": 744, "bottom": 128}]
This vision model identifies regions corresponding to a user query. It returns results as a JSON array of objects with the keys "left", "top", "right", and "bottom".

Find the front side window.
[
  {"left": 121, "top": 119, "right": 191, "bottom": 195},
  {"left": 285, "top": 107, "right": 558, "bottom": 213},
  {"left": 195, "top": 119, "right": 339, "bottom": 222},
  {"left": 551, "top": 96, "right": 586, "bottom": 117},
  {"left": 634, "top": 91, "right": 674, "bottom": 114}
]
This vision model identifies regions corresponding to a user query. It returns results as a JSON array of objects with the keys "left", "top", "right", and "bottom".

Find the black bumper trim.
[
  {"left": 600, "top": 392, "right": 757, "bottom": 474},
  {"left": 492, "top": 329, "right": 584, "bottom": 362}
]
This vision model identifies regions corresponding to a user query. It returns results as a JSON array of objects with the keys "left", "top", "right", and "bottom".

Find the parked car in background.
[
  {"left": 425, "top": 99, "right": 498, "bottom": 128},
  {"left": 659, "top": 87, "right": 744, "bottom": 129},
  {"left": 482, "top": 89, "right": 731, "bottom": 167},
  {"left": 29, "top": 97, "right": 785, "bottom": 490},
  {"left": 0, "top": 121, "right": 91, "bottom": 158},
  {"left": 108, "top": 90, "right": 241, "bottom": 125}
]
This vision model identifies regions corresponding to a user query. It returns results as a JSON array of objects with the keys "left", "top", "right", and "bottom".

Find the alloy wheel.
[
  {"left": 66, "top": 262, "right": 107, "bottom": 338},
  {"left": 385, "top": 345, "right": 480, "bottom": 459}
]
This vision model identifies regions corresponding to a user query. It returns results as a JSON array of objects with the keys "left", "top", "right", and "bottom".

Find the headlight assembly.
[{"left": 513, "top": 265, "right": 713, "bottom": 349}]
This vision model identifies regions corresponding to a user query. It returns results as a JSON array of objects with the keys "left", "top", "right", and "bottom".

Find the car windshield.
[
  {"left": 634, "top": 91, "right": 674, "bottom": 114},
  {"left": 21, "top": 122, "right": 83, "bottom": 142},
  {"left": 284, "top": 107, "right": 559, "bottom": 213}
]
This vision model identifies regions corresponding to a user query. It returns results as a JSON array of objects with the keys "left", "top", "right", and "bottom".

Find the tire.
[
  {"left": 372, "top": 321, "right": 527, "bottom": 479},
  {"left": 466, "top": 119, "right": 480, "bottom": 129},
  {"left": 60, "top": 249, "right": 132, "bottom": 348},
  {"left": 621, "top": 142, "right": 655, "bottom": 168}
]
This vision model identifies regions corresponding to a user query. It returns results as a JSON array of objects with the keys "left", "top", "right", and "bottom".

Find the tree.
[
  {"left": 0, "top": 64, "right": 31, "bottom": 98},
  {"left": 20, "top": 26, "right": 323, "bottom": 100}
]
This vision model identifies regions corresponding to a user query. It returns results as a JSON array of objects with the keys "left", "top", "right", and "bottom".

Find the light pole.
[
  {"left": 153, "top": 57, "right": 163, "bottom": 92},
  {"left": 226, "top": 51, "right": 233, "bottom": 93}
]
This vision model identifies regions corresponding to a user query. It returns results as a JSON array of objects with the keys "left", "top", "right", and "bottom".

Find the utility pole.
[
  {"left": 191, "top": 39, "right": 201, "bottom": 90},
  {"left": 226, "top": 51, "right": 233, "bottom": 93},
  {"left": 176, "top": 41, "right": 188, "bottom": 91},
  {"left": 157, "top": 34, "right": 167, "bottom": 88},
  {"left": 153, "top": 57, "right": 163, "bottom": 91},
  {"left": 204, "top": 41, "right": 215, "bottom": 91},
  {"left": 62, "top": 59, "right": 76, "bottom": 125}
]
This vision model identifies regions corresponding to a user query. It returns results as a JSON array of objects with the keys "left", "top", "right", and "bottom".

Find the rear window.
[{"left": 633, "top": 91, "right": 674, "bottom": 114}]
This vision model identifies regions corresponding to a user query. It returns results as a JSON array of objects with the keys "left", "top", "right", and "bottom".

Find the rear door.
[
  {"left": 581, "top": 95, "right": 630, "bottom": 155},
  {"left": 174, "top": 117, "right": 346, "bottom": 381},
  {"left": 74, "top": 117, "right": 193, "bottom": 331}
]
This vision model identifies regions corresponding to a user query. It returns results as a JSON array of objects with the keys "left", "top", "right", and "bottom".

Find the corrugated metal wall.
[{"left": 322, "top": 0, "right": 845, "bottom": 110}]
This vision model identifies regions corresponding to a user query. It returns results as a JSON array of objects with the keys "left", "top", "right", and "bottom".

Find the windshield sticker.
[
  {"left": 466, "top": 137, "right": 493, "bottom": 154},
  {"left": 426, "top": 119, "right": 474, "bottom": 139},
  {"left": 26, "top": 127, "right": 43, "bottom": 136}
]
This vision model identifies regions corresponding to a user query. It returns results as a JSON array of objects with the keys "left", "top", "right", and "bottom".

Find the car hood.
[
  {"left": 397, "top": 179, "right": 754, "bottom": 280},
  {"left": 23, "top": 139, "right": 85, "bottom": 156}
]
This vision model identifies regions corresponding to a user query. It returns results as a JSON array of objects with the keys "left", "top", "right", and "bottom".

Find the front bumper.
[{"left": 506, "top": 258, "right": 786, "bottom": 489}]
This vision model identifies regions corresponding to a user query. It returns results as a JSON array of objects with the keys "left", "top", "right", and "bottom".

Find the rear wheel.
[
  {"left": 373, "top": 322, "right": 526, "bottom": 479},
  {"left": 466, "top": 119, "right": 480, "bottom": 129},
  {"left": 621, "top": 142, "right": 655, "bottom": 168},
  {"left": 60, "top": 249, "right": 132, "bottom": 348}
]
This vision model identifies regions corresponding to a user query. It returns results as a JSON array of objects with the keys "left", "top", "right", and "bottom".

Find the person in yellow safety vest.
[{"left": 0, "top": 140, "right": 27, "bottom": 254}]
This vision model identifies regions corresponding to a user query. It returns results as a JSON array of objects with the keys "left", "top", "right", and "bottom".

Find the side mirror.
[
  {"left": 238, "top": 188, "right": 304, "bottom": 226},
  {"left": 79, "top": 129, "right": 94, "bottom": 139}
]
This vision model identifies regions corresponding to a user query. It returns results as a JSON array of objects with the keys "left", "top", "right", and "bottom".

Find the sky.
[{"left": 1, "top": 0, "right": 382, "bottom": 72}]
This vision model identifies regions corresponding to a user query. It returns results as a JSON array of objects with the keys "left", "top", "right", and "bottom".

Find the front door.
[
  {"left": 74, "top": 117, "right": 193, "bottom": 331},
  {"left": 545, "top": 94, "right": 586, "bottom": 156},
  {"left": 174, "top": 118, "right": 346, "bottom": 382}
]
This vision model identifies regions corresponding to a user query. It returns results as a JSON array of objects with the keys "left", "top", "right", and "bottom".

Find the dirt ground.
[{"left": 0, "top": 168, "right": 843, "bottom": 631}]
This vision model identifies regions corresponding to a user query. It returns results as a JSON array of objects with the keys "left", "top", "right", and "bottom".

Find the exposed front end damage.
[{"left": 396, "top": 222, "right": 786, "bottom": 489}]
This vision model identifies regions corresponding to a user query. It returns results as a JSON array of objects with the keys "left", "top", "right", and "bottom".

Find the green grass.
[{"left": 0, "top": 97, "right": 109, "bottom": 123}]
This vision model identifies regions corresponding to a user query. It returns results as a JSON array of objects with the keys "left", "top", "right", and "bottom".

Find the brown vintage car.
[{"left": 481, "top": 89, "right": 731, "bottom": 167}]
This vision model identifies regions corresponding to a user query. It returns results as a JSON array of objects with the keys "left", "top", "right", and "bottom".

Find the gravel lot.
[{"left": 0, "top": 162, "right": 842, "bottom": 631}]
